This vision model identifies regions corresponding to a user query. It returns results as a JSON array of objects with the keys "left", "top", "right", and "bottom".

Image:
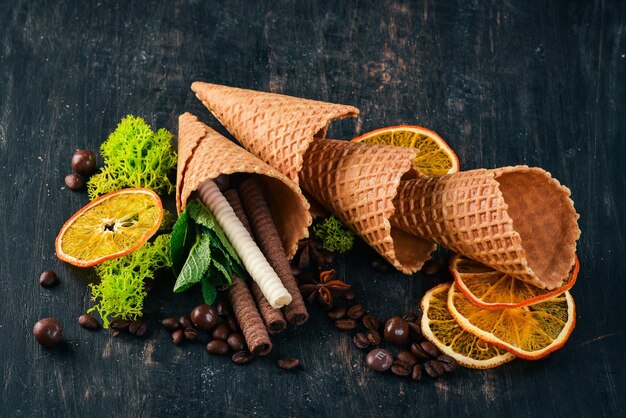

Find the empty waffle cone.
[
  {"left": 300, "top": 139, "right": 436, "bottom": 274},
  {"left": 191, "top": 82, "right": 359, "bottom": 184},
  {"left": 390, "top": 166, "right": 580, "bottom": 289},
  {"left": 177, "top": 112, "right": 311, "bottom": 259}
]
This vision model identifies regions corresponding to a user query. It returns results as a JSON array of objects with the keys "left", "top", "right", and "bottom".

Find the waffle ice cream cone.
[
  {"left": 191, "top": 82, "right": 359, "bottom": 184},
  {"left": 300, "top": 139, "right": 436, "bottom": 274},
  {"left": 390, "top": 166, "right": 580, "bottom": 289},
  {"left": 177, "top": 112, "right": 311, "bottom": 259}
]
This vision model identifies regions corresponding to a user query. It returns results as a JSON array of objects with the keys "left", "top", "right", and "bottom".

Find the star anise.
[
  {"left": 298, "top": 269, "right": 351, "bottom": 308},
  {"left": 296, "top": 239, "right": 336, "bottom": 273}
]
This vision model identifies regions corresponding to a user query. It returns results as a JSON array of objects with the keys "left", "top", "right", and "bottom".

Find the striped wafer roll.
[{"left": 228, "top": 276, "right": 272, "bottom": 356}]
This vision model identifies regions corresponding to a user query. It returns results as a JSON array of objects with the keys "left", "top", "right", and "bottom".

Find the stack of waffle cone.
[
  {"left": 177, "top": 112, "right": 310, "bottom": 259},
  {"left": 391, "top": 166, "right": 580, "bottom": 289},
  {"left": 192, "top": 83, "right": 435, "bottom": 273}
]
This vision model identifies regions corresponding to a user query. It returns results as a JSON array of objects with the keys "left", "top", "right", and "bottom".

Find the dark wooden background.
[{"left": 1, "top": 0, "right": 624, "bottom": 417}]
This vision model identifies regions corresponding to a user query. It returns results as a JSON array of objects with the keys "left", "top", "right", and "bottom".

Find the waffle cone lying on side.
[
  {"left": 192, "top": 83, "right": 435, "bottom": 273},
  {"left": 177, "top": 112, "right": 311, "bottom": 259},
  {"left": 391, "top": 166, "right": 580, "bottom": 289}
]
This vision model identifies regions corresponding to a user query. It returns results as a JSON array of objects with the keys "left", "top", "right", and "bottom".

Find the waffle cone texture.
[
  {"left": 391, "top": 166, "right": 580, "bottom": 289},
  {"left": 177, "top": 112, "right": 311, "bottom": 259}
]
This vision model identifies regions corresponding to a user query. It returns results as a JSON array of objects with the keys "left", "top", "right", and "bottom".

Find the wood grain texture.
[{"left": 0, "top": 0, "right": 624, "bottom": 416}]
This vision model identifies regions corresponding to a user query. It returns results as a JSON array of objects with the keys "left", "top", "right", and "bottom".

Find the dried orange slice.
[
  {"left": 421, "top": 283, "right": 516, "bottom": 369},
  {"left": 352, "top": 125, "right": 459, "bottom": 176},
  {"left": 447, "top": 282, "right": 576, "bottom": 360},
  {"left": 55, "top": 188, "right": 163, "bottom": 267},
  {"left": 451, "top": 254, "right": 580, "bottom": 309}
]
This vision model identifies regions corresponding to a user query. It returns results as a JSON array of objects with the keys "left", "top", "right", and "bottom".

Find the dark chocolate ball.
[
  {"left": 33, "top": 318, "right": 63, "bottom": 347},
  {"left": 71, "top": 149, "right": 97, "bottom": 176},
  {"left": 191, "top": 304, "right": 218, "bottom": 331}
]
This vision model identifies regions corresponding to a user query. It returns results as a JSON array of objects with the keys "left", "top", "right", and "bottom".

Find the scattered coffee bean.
[
  {"left": 212, "top": 323, "right": 230, "bottom": 341},
  {"left": 110, "top": 318, "right": 131, "bottom": 332},
  {"left": 178, "top": 315, "right": 193, "bottom": 329},
  {"left": 407, "top": 322, "right": 422, "bottom": 340},
  {"left": 128, "top": 320, "right": 143, "bottom": 335},
  {"left": 135, "top": 321, "right": 148, "bottom": 337},
  {"left": 370, "top": 258, "right": 391, "bottom": 273},
  {"left": 277, "top": 357, "right": 300, "bottom": 370},
  {"left": 384, "top": 316, "right": 409, "bottom": 346},
  {"left": 226, "top": 315, "right": 240, "bottom": 332},
  {"left": 33, "top": 318, "right": 63, "bottom": 348},
  {"left": 112, "top": 331, "right": 120, "bottom": 337},
  {"left": 334, "top": 318, "right": 356, "bottom": 331},
  {"left": 78, "top": 314, "right": 99, "bottom": 330},
  {"left": 327, "top": 306, "right": 347, "bottom": 320},
  {"left": 411, "top": 364, "right": 423, "bottom": 381},
  {"left": 353, "top": 333, "right": 370, "bottom": 350},
  {"left": 362, "top": 314, "right": 381, "bottom": 331},
  {"left": 231, "top": 350, "right": 254, "bottom": 365},
  {"left": 366, "top": 330, "right": 381, "bottom": 346},
  {"left": 396, "top": 350, "right": 417, "bottom": 367},
  {"left": 213, "top": 174, "right": 230, "bottom": 191},
  {"left": 226, "top": 333, "right": 246, "bottom": 352},
  {"left": 402, "top": 313, "right": 418, "bottom": 323},
  {"left": 39, "top": 270, "right": 58, "bottom": 288},
  {"left": 215, "top": 301, "right": 230, "bottom": 317},
  {"left": 424, "top": 360, "right": 445, "bottom": 378},
  {"left": 191, "top": 305, "right": 218, "bottom": 331},
  {"left": 420, "top": 341, "right": 440, "bottom": 358},
  {"left": 161, "top": 317, "right": 180, "bottom": 332},
  {"left": 65, "top": 173, "right": 84, "bottom": 191},
  {"left": 347, "top": 304, "right": 365, "bottom": 320},
  {"left": 437, "top": 354, "right": 459, "bottom": 373},
  {"left": 366, "top": 348, "right": 393, "bottom": 372},
  {"left": 421, "top": 259, "right": 444, "bottom": 276},
  {"left": 343, "top": 289, "right": 355, "bottom": 301},
  {"left": 391, "top": 360, "right": 412, "bottom": 377},
  {"left": 206, "top": 339, "right": 230, "bottom": 355},
  {"left": 71, "top": 149, "right": 97, "bottom": 176},
  {"left": 184, "top": 327, "right": 199, "bottom": 342},
  {"left": 410, "top": 343, "right": 431, "bottom": 361},
  {"left": 172, "top": 329, "right": 184, "bottom": 345}
]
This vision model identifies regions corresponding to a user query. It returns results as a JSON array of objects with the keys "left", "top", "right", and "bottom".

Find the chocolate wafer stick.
[
  {"left": 228, "top": 276, "right": 272, "bottom": 356},
  {"left": 239, "top": 178, "right": 309, "bottom": 325},
  {"left": 223, "top": 188, "right": 287, "bottom": 334}
]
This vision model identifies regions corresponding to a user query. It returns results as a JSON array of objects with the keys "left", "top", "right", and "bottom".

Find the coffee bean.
[
  {"left": 402, "top": 313, "right": 417, "bottom": 323},
  {"left": 226, "top": 333, "right": 246, "bottom": 352},
  {"left": 71, "top": 149, "right": 97, "bottom": 176},
  {"left": 362, "top": 314, "right": 381, "bottom": 331},
  {"left": 178, "top": 315, "right": 192, "bottom": 329},
  {"left": 366, "top": 330, "right": 381, "bottom": 346},
  {"left": 334, "top": 318, "right": 356, "bottom": 331},
  {"left": 213, "top": 174, "right": 230, "bottom": 191},
  {"left": 370, "top": 258, "right": 391, "bottom": 272},
  {"left": 33, "top": 318, "right": 63, "bottom": 348},
  {"left": 78, "top": 314, "right": 99, "bottom": 330},
  {"left": 366, "top": 348, "right": 393, "bottom": 372},
  {"left": 384, "top": 316, "right": 409, "bottom": 346},
  {"left": 391, "top": 360, "right": 412, "bottom": 377},
  {"left": 216, "top": 301, "right": 230, "bottom": 317},
  {"left": 396, "top": 350, "right": 417, "bottom": 367},
  {"left": 421, "top": 259, "right": 444, "bottom": 276},
  {"left": 277, "top": 357, "right": 300, "bottom": 370},
  {"left": 172, "top": 329, "right": 184, "bottom": 345},
  {"left": 135, "top": 321, "right": 148, "bottom": 337},
  {"left": 343, "top": 289, "right": 356, "bottom": 301},
  {"left": 410, "top": 343, "right": 431, "bottom": 361},
  {"left": 212, "top": 323, "right": 230, "bottom": 341},
  {"left": 183, "top": 327, "right": 199, "bottom": 342},
  {"left": 65, "top": 173, "right": 84, "bottom": 191},
  {"left": 437, "top": 355, "right": 459, "bottom": 373},
  {"left": 411, "top": 364, "right": 423, "bottom": 381},
  {"left": 420, "top": 341, "right": 440, "bottom": 358},
  {"left": 231, "top": 350, "right": 254, "bottom": 365},
  {"left": 128, "top": 320, "right": 143, "bottom": 335},
  {"left": 110, "top": 318, "right": 131, "bottom": 332},
  {"left": 161, "top": 317, "right": 180, "bottom": 332},
  {"left": 347, "top": 304, "right": 365, "bottom": 320},
  {"left": 327, "top": 306, "right": 347, "bottom": 320},
  {"left": 39, "top": 270, "right": 58, "bottom": 288},
  {"left": 226, "top": 315, "right": 240, "bottom": 332},
  {"left": 407, "top": 322, "right": 422, "bottom": 340},
  {"left": 353, "top": 333, "right": 370, "bottom": 350},
  {"left": 112, "top": 331, "right": 120, "bottom": 337},
  {"left": 191, "top": 305, "right": 218, "bottom": 331},
  {"left": 424, "top": 360, "right": 445, "bottom": 378},
  {"left": 206, "top": 339, "right": 230, "bottom": 355}
]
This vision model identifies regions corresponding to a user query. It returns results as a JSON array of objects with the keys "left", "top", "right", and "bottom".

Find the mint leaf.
[
  {"left": 173, "top": 234, "right": 211, "bottom": 293},
  {"left": 170, "top": 210, "right": 196, "bottom": 275},
  {"left": 200, "top": 277, "right": 217, "bottom": 305}
]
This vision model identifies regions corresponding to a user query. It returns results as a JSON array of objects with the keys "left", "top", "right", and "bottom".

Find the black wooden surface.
[{"left": 1, "top": 1, "right": 625, "bottom": 417}]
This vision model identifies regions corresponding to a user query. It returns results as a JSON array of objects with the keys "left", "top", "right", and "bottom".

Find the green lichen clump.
[
  {"left": 87, "top": 115, "right": 177, "bottom": 200},
  {"left": 89, "top": 234, "right": 172, "bottom": 328},
  {"left": 313, "top": 215, "right": 355, "bottom": 253}
]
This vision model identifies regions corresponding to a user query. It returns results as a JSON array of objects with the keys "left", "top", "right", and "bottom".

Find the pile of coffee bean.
[
  {"left": 65, "top": 149, "right": 97, "bottom": 191},
  {"left": 162, "top": 301, "right": 253, "bottom": 365}
]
